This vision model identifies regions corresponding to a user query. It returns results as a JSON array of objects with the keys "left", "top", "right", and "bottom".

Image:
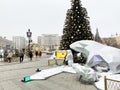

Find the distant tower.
[
  {"left": 95, "top": 28, "right": 102, "bottom": 43},
  {"left": 116, "top": 32, "right": 118, "bottom": 36}
]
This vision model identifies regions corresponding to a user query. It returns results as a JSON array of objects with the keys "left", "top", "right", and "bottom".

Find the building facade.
[
  {"left": 102, "top": 34, "right": 120, "bottom": 48},
  {"left": 13, "top": 36, "right": 26, "bottom": 51},
  {"left": 37, "top": 34, "right": 61, "bottom": 51},
  {"left": 0, "top": 36, "right": 13, "bottom": 50}
]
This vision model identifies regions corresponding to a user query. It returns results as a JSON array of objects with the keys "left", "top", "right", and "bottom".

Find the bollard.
[
  {"left": 23, "top": 76, "right": 31, "bottom": 82},
  {"left": 36, "top": 67, "right": 42, "bottom": 72}
]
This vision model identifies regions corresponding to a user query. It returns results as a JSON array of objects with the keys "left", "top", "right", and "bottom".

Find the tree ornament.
[{"left": 71, "top": 16, "right": 73, "bottom": 19}]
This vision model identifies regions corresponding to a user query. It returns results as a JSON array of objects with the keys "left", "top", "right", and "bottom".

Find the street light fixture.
[{"left": 26, "top": 29, "right": 32, "bottom": 51}]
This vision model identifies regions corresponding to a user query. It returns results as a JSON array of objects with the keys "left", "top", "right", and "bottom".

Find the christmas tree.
[{"left": 59, "top": 0, "right": 94, "bottom": 50}]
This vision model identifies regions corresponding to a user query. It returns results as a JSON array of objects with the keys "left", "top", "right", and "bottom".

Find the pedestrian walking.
[
  {"left": 7, "top": 51, "right": 13, "bottom": 63},
  {"left": 29, "top": 50, "right": 33, "bottom": 61},
  {"left": 19, "top": 50, "right": 24, "bottom": 63},
  {"left": 35, "top": 51, "right": 38, "bottom": 58},
  {"left": 39, "top": 51, "right": 42, "bottom": 57}
]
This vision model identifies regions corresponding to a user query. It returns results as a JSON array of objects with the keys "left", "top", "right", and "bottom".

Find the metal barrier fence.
[{"left": 104, "top": 76, "right": 120, "bottom": 90}]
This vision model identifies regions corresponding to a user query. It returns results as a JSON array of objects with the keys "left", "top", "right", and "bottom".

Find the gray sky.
[{"left": 0, "top": 0, "right": 120, "bottom": 42}]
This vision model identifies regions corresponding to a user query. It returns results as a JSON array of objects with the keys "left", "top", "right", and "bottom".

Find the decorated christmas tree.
[{"left": 59, "top": 0, "right": 94, "bottom": 50}]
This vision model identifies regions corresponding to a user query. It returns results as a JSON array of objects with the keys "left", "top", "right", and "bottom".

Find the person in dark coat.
[
  {"left": 29, "top": 50, "right": 33, "bottom": 61},
  {"left": 35, "top": 51, "right": 38, "bottom": 58},
  {"left": 19, "top": 50, "right": 24, "bottom": 63}
]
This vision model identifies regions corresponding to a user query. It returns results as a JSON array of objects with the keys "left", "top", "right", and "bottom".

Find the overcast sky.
[{"left": 0, "top": 0, "right": 120, "bottom": 42}]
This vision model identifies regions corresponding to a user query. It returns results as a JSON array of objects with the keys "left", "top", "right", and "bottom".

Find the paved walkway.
[{"left": 0, "top": 54, "right": 97, "bottom": 90}]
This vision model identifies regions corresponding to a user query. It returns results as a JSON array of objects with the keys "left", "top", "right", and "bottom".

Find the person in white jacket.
[{"left": 65, "top": 50, "right": 74, "bottom": 66}]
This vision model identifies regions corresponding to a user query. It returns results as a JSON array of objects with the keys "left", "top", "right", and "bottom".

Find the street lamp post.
[{"left": 26, "top": 29, "right": 32, "bottom": 51}]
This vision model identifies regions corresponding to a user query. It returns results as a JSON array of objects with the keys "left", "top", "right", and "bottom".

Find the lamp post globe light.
[{"left": 26, "top": 29, "right": 32, "bottom": 51}]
